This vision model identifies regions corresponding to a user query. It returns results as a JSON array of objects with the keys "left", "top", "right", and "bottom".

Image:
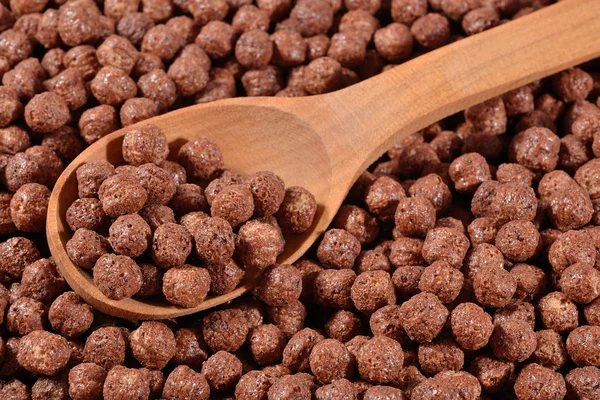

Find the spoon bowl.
[{"left": 47, "top": 0, "right": 600, "bottom": 320}]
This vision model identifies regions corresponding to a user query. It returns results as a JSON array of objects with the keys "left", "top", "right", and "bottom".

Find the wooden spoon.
[{"left": 47, "top": 0, "right": 600, "bottom": 320}]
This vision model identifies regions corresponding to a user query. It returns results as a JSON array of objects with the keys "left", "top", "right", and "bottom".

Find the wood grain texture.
[{"left": 47, "top": 0, "right": 600, "bottom": 320}]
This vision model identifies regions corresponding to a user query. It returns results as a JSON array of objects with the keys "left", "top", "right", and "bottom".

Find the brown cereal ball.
[
  {"left": 244, "top": 171, "right": 285, "bottom": 217},
  {"left": 163, "top": 365, "right": 210, "bottom": 400},
  {"left": 553, "top": 68, "right": 593, "bottom": 103},
  {"left": 283, "top": 328, "right": 324, "bottom": 372},
  {"left": 93, "top": 254, "right": 142, "bottom": 300},
  {"left": 66, "top": 228, "right": 111, "bottom": 270},
  {"left": 203, "top": 308, "right": 250, "bottom": 352},
  {"left": 6, "top": 297, "right": 47, "bottom": 336},
  {"left": 333, "top": 206, "right": 379, "bottom": 246},
  {"left": 116, "top": 12, "right": 155, "bottom": 47},
  {"left": 309, "top": 339, "right": 355, "bottom": 384},
  {"left": 79, "top": 105, "right": 120, "bottom": 145},
  {"left": 418, "top": 338, "right": 464, "bottom": 376},
  {"left": 248, "top": 324, "right": 287, "bottom": 366},
  {"left": 139, "top": 203, "right": 175, "bottom": 231},
  {"left": 560, "top": 263, "right": 600, "bottom": 305},
  {"left": 509, "top": 263, "right": 547, "bottom": 302},
  {"left": 0, "top": 88, "right": 22, "bottom": 128},
  {"left": 119, "top": 97, "right": 158, "bottom": 126},
  {"left": 490, "top": 319, "right": 536, "bottom": 362},
  {"left": 20, "top": 258, "right": 64, "bottom": 304},
  {"left": 394, "top": 196, "right": 436, "bottom": 238},
  {"left": 64, "top": 45, "right": 100, "bottom": 80},
  {"left": 469, "top": 355, "right": 514, "bottom": 394},
  {"left": 103, "top": 366, "right": 150, "bottom": 400},
  {"left": 0, "top": 191, "right": 16, "bottom": 234},
  {"left": 0, "top": 379, "right": 30, "bottom": 399},
  {"left": 338, "top": 9, "right": 379, "bottom": 44},
  {"left": 171, "top": 328, "right": 209, "bottom": 369},
  {"left": 235, "top": 30, "right": 273, "bottom": 69},
  {"left": 302, "top": 56, "right": 342, "bottom": 95},
  {"left": 538, "top": 291, "right": 579, "bottom": 334},
  {"left": 493, "top": 300, "right": 535, "bottom": 330},
  {"left": 168, "top": 52, "right": 210, "bottom": 96},
  {"left": 9, "top": 183, "right": 50, "bottom": 232},
  {"left": 465, "top": 97, "right": 507, "bottom": 135},
  {"left": 290, "top": 0, "right": 333, "bottom": 36},
  {"left": 461, "top": 6, "right": 499, "bottom": 35},
  {"left": 399, "top": 292, "right": 448, "bottom": 343},
  {"left": 449, "top": 302, "right": 493, "bottom": 351},
  {"left": 313, "top": 269, "right": 356, "bottom": 309},
  {"left": 391, "top": 265, "right": 424, "bottom": 300},
  {"left": 463, "top": 243, "right": 503, "bottom": 288},
  {"left": 0, "top": 236, "right": 40, "bottom": 279},
  {"left": 168, "top": 184, "right": 207, "bottom": 217},
  {"left": 133, "top": 52, "right": 164, "bottom": 78},
  {"left": 68, "top": 363, "right": 106, "bottom": 400},
  {"left": 389, "top": 237, "right": 425, "bottom": 267},
  {"left": 32, "top": 373, "right": 68, "bottom": 399},
  {"left": 210, "top": 184, "right": 254, "bottom": 228},
  {"left": 356, "top": 336, "right": 403, "bottom": 384},
  {"left": 137, "top": 70, "right": 176, "bottom": 112},
  {"left": 549, "top": 230, "right": 596, "bottom": 274},
  {"left": 162, "top": 265, "right": 210, "bottom": 307},
  {"left": 391, "top": 0, "right": 427, "bottom": 25},
  {"left": 165, "top": 15, "right": 198, "bottom": 43},
  {"left": 514, "top": 363, "right": 566, "bottom": 400},
  {"left": 83, "top": 327, "right": 126, "bottom": 370},
  {"left": 303, "top": 35, "right": 329, "bottom": 62},
  {"left": 96, "top": 35, "right": 139, "bottom": 74},
  {"left": 575, "top": 158, "right": 600, "bottom": 200},
  {"left": 449, "top": 152, "right": 491, "bottom": 193},
  {"left": 373, "top": 23, "right": 413, "bottom": 63},
  {"left": 565, "top": 366, "right": 600, "bottom": 399},
  {"left": 237, "top": 220, "right": 284, "bottom": 271},
  {"left": 350, "top": 270, "right": 395, "bottom": 314},
  {"left": 140, "top": 24, "right": 183, "bottom": 62},
  {"left": 421, "top": 227, "right": 469, "bottom": 268},
  {"left": 559, "top": 134, "right": 591, "bottom": 173},
  {"left": 130, "top": 321, "right": 176, "bottom": 369},
  {"left": 42, "top": 126, "right": 84, "bottom": 162},
  {"left": 137, "top": 163, "right": 177, "bottom": 205},
  {"left": 495, "top": 220, "right": 539, "bottom": 262},
  {"left": 24, "top": 92, "right": 69, "bottom": 133},
  {"left": 255, "top": 265, "right": 302, "bottom": 307},
  {"left": 18, "top": 330, "right": 71, "bottom": 376},
  {"left": 473, "top": 267, "right": 516, "bottom": 308},
  {"left": 242, "top": 65, "right": 282, "bottom": 96},
  {"left": 567, "top": 326, "right": 600, "bottom": 367},
  {"left": 496, "top": 163, "right": 535, "bottom": 186},
  {"left": 3, "top": 152, "right": 46, "bottom": 192},
  {"left": 48, "top": 292, "right": 94, "bottom": 339},
  {"left": 317, "top": 229, "right": 361, "bottom": 269},
  {"left": 327, "top": 32, "right": 367, "bottom": 69},
  {"left": 122, "top": 124, "right": 169, "bottom": 166},
  {"left": 194, "top": 66, "right": 237, "bottom": 103},
  {"left": 232, "top": 5, "right": 269, "bottom": 34},
  {"left": 324, "top": 310, "right": 362, "bottom": 343},
  {"left": 190, "top": 216, "right": 234, "bottom": 266},
  {"left": 103, "top": 0, "right": 140, "bottom": 21},
  {"left": 24, "top": 145, "right": 64, "bottom": 188},
  {"left": 0, "top": 126, "right": 28, "bottom": 155},
  {"left": 195, "top": 21, "right": 235, "bottom": 60},
  {"left": 368, "top": 305, "right": 407, "bottom": 344},
  {"left": 355, "top": 250, "right": 390, "bottom": 274},
  {"left": 267, "top": 374, "right": 314, "bottom": 400},
  {"left": 136, "top": 262, "right": 163, "bottom": 297},
  {"left": 531, "top": 330, "right": 568, "bottom": 371},
  {"left": 257, "top": 0, "right": 292, "bottom": 21},
  {"left": 0, "top": 29, "right": 31, "bottom": 65},
  {"left": 509, "top": 126, "right": 561, "bottom": 172},
  {"left": 90, "top": 66, "right": 137, "bottom": 105},
  {"left": 410, "top": 13, "right": 450, "bottom": 50},
  {"left": 315, "top": 378, "right": 357, "bottom": 400},
  {"left": 160, "top": 160, "right": 187, "bottom": 185},
  {"left": 98, "top": 174, "right": 147, "bottom": 217},
  {"left": 467, "top": 218, "right": 498, "bottom": 246},
  {"left": 547, "top": 186, "right": 594, "bottom": 231},
  {"left": 178, "top": 137, "right": 224, "bottom": 181},
  {"left": 408, "top": 174, "right": 452, "bottom": 216},
  {"left": 271, "top": 30, "right": 306, "bottom": 67},
  {"left": 491, "top": 182, "right": 538, "bottom": 224},
  {"left": 502, "top": 85, "right": 535, "bottom": 117},
  {"left": 108, "top": 214, "right": 151, "bottom": 257},
  {"left": 201, "top": 351, "right": 243, "bottom": 391},
  {"left": 142, "top": 0, "right": 173, "bottom": 22},
  {"left": 418, "top": 261, "right": 463, "bottom": 304}
]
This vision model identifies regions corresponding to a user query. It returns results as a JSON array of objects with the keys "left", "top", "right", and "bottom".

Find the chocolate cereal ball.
[
  {"left": 249, "top": 324, "right": 286, "bottom": 366},
  {"left": 473, "top": 266, "right": 516, "bottom": 308},
  {"left": 191, "top": 216, "right": 235, "bottom": 265},
  {"left": 399, "top": 292, "right": 449, "bottom": 343},
  {"left": 314, "top": 268, "right": 356, "bottom": 309},
  {"left": 10, "top": 183, "right": 50, "bottom": 232},
  {"left": 49, "top": 292, "right": 94, "bottom": 339},
  {"left": 66, "top": 228, "right": 111, "bottom": 269},
  {"left": 84, "top": 327, "right": 126, "bottom": 371},
  {"left": 565, "top": 367, "right": 600, "bottom": 399},
  {"left": 235, "top": 29, "right": 273, "bottom": 69},
  {"left": 103, "top": 366, "right": 150, "bottom": 400},
  {"left": 567, "top": 326, "right": 600, "bottom": 367},
  {"left": 171, "top": 328, "right": 209, "bottom": 369},
  {"left": 418, "top": 337, "right": 464, "bottom": 376},
  {"left": 93, "top": 254, "right": 142, "bottom": 300},
  {"left": 246, "top": 171, "right": 286, "bottom": 216},
  {"left": 394, "top": 196, "right": 436, "bottom": 238},
  {"left": 211, "top": 184, "right": 254, "bottom": 228},
  {"left": 449, "top": 302, "right": 493, "bottom": 351},
  {"left": 169, "top": 183, "right": 208, "bottom": 217},
  {"left": 418, "top": 261, "right": 464, "bottom": 304},
  {"left": 3, "top": 151, "right": 46, "bottom": 192},
  {"left": 548, "top": 230, "right": 596, "bottom": 274},
  {"left": 302, "top": 56, "right": 342, "bottom": 94},
  {"left": 490, "top": 319, "right": 536, "bottom": 363},
  {"left": 139, "top": 203, "right": 176, "bottom": 231},
  {"left": 369, "top": 305, "right": 407, "bottom": 344},
  {"left": 201, "top": 351, "right": 243, "bottom": 391},
  {"left": 350, "top": 270, "right": 395, "bottom": 314},
  {"left": 122, "top": 124, "right": 169, "bottom": 166},
  {"left": 0, "top": 236, "right": 40, "bottom": 279},
  {"left": 163, "top": 365, "right": 210, "bottom": 400},
  {"left": 267, "top": 373, "right": 314, "bottom": 400},
  {"left": 255, "top": 265, "right": 302, "bottom": 307},
  {"left": 108, "top": 214, "right": 151, "bottom": 257},
  {"left": 163, "top": 265, "right": 210, "bottom": 307},
  {"left": 20, "top": 258, "right": 64, "bottom": 304},
  {"left": 0, "top": 126, "right": 28, "bottom": 155},
  {"left": 309, "top": 339, "right": 355, "bottom": 384},
  {"left": 559, "top": 263, "right": 600, "bottom": 304},
  {"left": 79, "top": 105, "right": 120, "bottom": 145},
  {"left": 538, "top": 291, "right": 579, "bottom": 334},
  {"left": 449, "top": 152, "right": 491, "bottom": 193},
  {"left": 91, "top": 66, "right": 137, "bottom": 105},
  {"left": 151, "top": 223, "right": 192, "bottom": 268},
  {"left": 6, "top": 297, "right": 47, "bottom": 336},
  {"left": 18, "top": 330, "right": 71, "bottom": 376},
  {"left": 68, "top": 363, "right": 106, "bottom": 400},
  {"left": 531, "top": 330, "right": 568, "bottom": 371},
  {"left": 422, "top": 227, "right": 469, "bottom": 268},
  {"left": 317, "top": 229, "right": 361, "bottom": 269},
  {"left": 315, "top": 378, "right": 357, "bottom": 400},
  {"left": 267, "top": 300, "right": 307, "bottom": 338},
  {"left": 333, "top": 205, "right": 379, "bottom": 246},
  {"left": 374, "top": 23, "right": 413, "bottom": 62},
  {"left": 514, "top": 363, "right": 566, "bottom": 400},
  {"left": 356, "top": 336, "right": 403, "bottom": 384},
  {"left": 276, "top": 186, "right": 318, "bottom": 233},
  {"left": 178, "top": 137, "right": 224, "bottom": 181},
  {"left": 203, "top": 309, "right": 249, "bottom": 352},
  {"left": 283, "top": 328, "right": 324, "bottom": 372},
  {"left": 130, "top": 321, "right": 176, "bottom": 369},
  {"left": 509, "top": 127, "right": 561, "bottom": 172},
  {"left": 24, "top": 92, "right": 69, "bottom": 133},
  {"left": 324, "top": 310, "right": 362, "bottom": 342},
  {"left": 290, "top": 0, "right": 333, "bottom": 36},
  {"left": 495, "top": 220, "right": 539, "bottom": 262},
  {"left": 98, "top": 174, "right": 147, "bottom": 217}
]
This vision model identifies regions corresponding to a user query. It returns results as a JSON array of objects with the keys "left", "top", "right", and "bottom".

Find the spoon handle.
[{"left": 316, "top": 0, "right": 600, "bottom": 178}]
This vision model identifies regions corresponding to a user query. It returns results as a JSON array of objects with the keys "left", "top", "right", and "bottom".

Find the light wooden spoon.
[{"left": 47, "top": 0, "right": 600, "bottom": 320}]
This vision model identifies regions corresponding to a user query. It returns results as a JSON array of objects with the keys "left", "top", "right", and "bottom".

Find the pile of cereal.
[
  {"left": 2, "top": 0, "right": 600, "bottom": 399},
  {"left": 65, "top": 122, "right": 317, "bottom": 306}
]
